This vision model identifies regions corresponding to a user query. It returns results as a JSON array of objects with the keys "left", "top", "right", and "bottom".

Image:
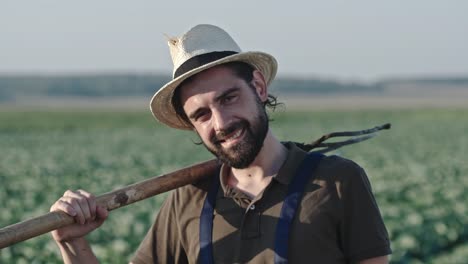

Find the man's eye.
[
  {"left": 222, "top": 95, "right": 236, "bottom": 104},
  {"left": 194, "top": 111, "right": 208, "bottom": 121}
]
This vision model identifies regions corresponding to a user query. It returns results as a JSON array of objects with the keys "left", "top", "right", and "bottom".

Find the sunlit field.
[{"left": 1, "top": 108, "right": 467, "bottom": 263}]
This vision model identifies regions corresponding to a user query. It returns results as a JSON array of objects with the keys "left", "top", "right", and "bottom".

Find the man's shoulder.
[
  {"left": 178, "top": 173, "right": 214, "bottom": 195},
  {"left": 167, "top": 171, "right": 218, "bottom": 208},
  {"left": 313, "top": 154, "right": 368, "bottom": 186},
  {"left": 318, "top": 154, "right": 363, "bottom": 172},
  {"left": 287, "top": 142, "right": 364, "bottom": 176}
]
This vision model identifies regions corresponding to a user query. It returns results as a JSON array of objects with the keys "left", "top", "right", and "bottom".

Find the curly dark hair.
[{"left": 172, "top": 61, "right": 281, "bottom": 128}]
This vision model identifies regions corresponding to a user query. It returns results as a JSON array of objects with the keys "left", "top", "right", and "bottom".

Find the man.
[{"left": 50, "top": 24, "right": 391, "bottom": 263}]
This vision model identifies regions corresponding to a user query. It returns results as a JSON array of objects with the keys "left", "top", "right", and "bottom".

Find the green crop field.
[{"left": 1, "top": 108, "right": 467, "bottom": 263}]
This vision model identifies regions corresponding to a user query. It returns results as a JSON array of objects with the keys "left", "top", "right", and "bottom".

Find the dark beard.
[{"left": 203, "top": 100, "right": 269, "bottom": 169}]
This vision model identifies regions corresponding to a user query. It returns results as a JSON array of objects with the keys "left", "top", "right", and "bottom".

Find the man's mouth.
[{"left": 216, "top": 126, "right": 245, "bottom": 147}]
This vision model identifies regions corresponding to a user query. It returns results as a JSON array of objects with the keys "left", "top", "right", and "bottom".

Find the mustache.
[{"left": 211, "top": 121, "right": 247, "bottom": 144}]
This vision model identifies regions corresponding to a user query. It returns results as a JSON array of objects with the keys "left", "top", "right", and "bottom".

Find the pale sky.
[{"left": 1, "top": 0, "right": 467, "bottom": 80}]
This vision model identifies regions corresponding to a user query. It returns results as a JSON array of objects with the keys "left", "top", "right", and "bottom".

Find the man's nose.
[{"left": 212, "top": 108, "right": 231, "bottom": 132}]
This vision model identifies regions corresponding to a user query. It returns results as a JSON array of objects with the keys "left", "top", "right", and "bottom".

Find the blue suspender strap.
[
  {"left": 199, "top": 173, "right": 220, "bottom": 264},
  {"left": 274, "top": 152, "right": 325, "bottom": 264}
]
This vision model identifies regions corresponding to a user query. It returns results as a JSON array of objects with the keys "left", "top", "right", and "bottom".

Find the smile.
[{"left": 219, "top": 127, "right": 245, "bottom": 147}]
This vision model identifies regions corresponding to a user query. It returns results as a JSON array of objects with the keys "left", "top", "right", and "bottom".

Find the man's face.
[{"left": 179, "top": 65, "right": 269, "bottom": 169}]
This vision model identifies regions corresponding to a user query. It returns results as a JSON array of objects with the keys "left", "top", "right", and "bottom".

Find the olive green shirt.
[{"left": 131, "top": 142, "right": 391, "bottom": 263}]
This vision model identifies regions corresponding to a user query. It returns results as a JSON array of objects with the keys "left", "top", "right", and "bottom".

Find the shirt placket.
[{"left": 240, "top": 200, "right": 262, "bottom": 239}]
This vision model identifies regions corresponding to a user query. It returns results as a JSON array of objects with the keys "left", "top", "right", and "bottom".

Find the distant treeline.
[
  {"left": 0, "top": 74, "right": 171, "bottom": 101},
  {"left": 1, "top": 74, "right": 467, "bottom": 102}
]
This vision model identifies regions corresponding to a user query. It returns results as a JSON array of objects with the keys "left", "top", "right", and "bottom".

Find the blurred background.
[{"left": 1, "top": 1, "right": 467, "bottom": 263}]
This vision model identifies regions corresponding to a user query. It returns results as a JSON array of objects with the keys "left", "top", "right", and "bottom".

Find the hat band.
[{"left": 173, "top": 51, "right": 238, "bottom": 78}]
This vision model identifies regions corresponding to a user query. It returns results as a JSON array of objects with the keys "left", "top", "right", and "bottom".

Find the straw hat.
[{"left": 150, "top": 24, "right": 278, "bottom": 130}]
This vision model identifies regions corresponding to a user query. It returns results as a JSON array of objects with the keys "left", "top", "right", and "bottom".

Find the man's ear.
[{"left": 251, "top": 70, "right": 268, "bottom": 102}]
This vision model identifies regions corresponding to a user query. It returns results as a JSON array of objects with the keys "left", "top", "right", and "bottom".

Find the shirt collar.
[
  {"left": 272, "top": 142, "right": 308, "bottom": 185},
  {"left": 219, "top": 141, "right": 308, "bottom": 194}
]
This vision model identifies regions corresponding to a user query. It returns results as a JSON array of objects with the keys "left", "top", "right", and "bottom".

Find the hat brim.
[{"left": 150, "top": 51, "right": 278, "bottom": 130}]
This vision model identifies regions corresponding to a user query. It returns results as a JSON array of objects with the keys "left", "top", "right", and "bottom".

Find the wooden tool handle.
[{"left": 0, "top": 159, "right": 220, "bottom": 249}]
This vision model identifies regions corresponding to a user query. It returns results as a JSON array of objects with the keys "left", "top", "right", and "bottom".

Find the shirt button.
[{"left": 249, "top": 205, "right": 255, "bottom": 210}]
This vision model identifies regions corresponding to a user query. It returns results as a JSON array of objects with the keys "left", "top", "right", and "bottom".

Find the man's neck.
[{"left": 227, "top": 130, "right": 288, "bottom": 198}]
